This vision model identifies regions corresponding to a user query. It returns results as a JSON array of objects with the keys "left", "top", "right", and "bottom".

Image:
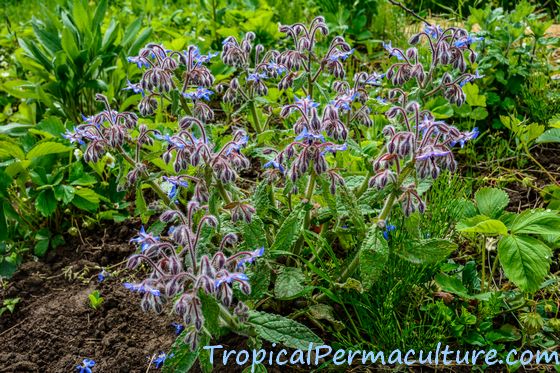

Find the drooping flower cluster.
[
  {"left": 384, "top": 24, "right": 483, "bottom": 105},
  {"left": 126, "top": 201, "right": 264, "bottom": 349},
  {"left": 127, "top": 43, "right": 218, "bottom": 119},
  {"left": 63, "top": 94, "right": 160, "bottom": 186},
  {"left": 370, "top": 100, "right": 478, "bottom": 216},
  {"left": 264, "top": 96, "right": 346, "bottom": 194},
  {"left": 369, "top": 24, "right": 481, "bottom": 217}
]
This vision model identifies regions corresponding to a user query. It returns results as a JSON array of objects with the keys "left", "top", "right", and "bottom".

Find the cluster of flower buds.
[
  {"left": 64, "top": 94, "right": 162, "bottom": 187},
  {"left": 158, "top": 115, "right": 250, "bottom": 193},
  {"left": 273, "top": 17, "right": 355, "bottom": 89},
  {"left": 263, "top": 96, "right": 346, "bottom": 194},
  {"left": 369, "top": 99, "right": 479, "bottom": 216},
  {"left": 219, "top": 32, "right": 278, "bottom": 103},
  {"left": 328, "top": 71, "right": 385, "bottom": 130},
  {"left": 126, "top": 201, "right": 264, "bottom": 349},
  {"left": 366, "top": 23, "right": 482, "bottom": 217},
  {"left": 127, "top": 43, "right": 217, "bottom": 118},
  {"left": 384, "top": 24, "right": 483, "bottom": 105}
]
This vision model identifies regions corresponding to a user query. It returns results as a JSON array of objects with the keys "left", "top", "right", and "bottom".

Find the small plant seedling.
[
  {"left": 88, "top": 290, "right": 104, "bottom": 310},
  {"left": 0, "top": 297, "right": 20, "bottom": 317}
]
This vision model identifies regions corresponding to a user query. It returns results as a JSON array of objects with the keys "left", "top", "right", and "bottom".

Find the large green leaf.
[
  {"left": 35, "top": 189, "right": 57, "bottom": 217},
  {"left": 248, "top": 311, "right": 323, "bottom": 350},
  {"left": 0, "top": 141, "right": 25, "bottom": 160},
  {"left": 163, "top": 333, "right": 208, "bottom": 373},
  {"left": 535, "top": 128, "right": 560, "bottom": 144},
  {"left": 457, "top": 215, "right": 508, "bottom": 236},
  {"left": 27, "top": 141, "right": 71, "bottom": 160},
  {"left": 274, "top": 267, "right": 309, "bottom": 300},
  {"left": 402, "top": 238, "right": 457, "bottom": 264},
  {"left": 475, "top": 187, "right": 509, "bottom": 218},
  {"left": 509, "top": 209, "right": 560, "bottom": 236},
  {"left": 242, "top": 216, "right": 268, "bottom": 250},
  {"left": 270, "top": 203, "right": 305, "bottom": 255},
  {"left": 498, "top": 235, "right": 551, "bottom": 293},
  {"left": 359, "top": 226, "right": 389, "bottom": 290}
]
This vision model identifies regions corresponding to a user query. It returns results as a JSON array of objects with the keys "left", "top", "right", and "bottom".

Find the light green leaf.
[
  {"left": 463, "top": 83, "right": 486, "bottom": 107},
  {"left": 475, "top": 187, "right": 509, "bottom": 218},
  {"left": 509, "top": 209, "right": 560, "bottom": 235},
  {"left": 498, "top": 235, "right": 551, "bottom": 293},
  {"left": 248, "top": 310, "right": 323, "bottom": 350},
  {"left": 535, "top": 128, "right": 560, "bottom": 144},
  {"left": 458, "top": 215, "right": 508, "bottom": 236},
  {"left": 27, "top": 141, "right": 71, "bottom": 160},
  {"left": 359, "top": 227, "right": 389, "bottom": 290},
  {"left": 0, "top": 141, "right": 25, "bottom": 160}
]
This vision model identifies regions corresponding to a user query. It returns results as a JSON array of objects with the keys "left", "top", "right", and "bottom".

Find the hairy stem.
[
  {"left": 118, "top": 146, "right": 174, "bottom": 208},
  {"left": 216, "top": 181, "right": 233, "bottom": 204},
  {"left": 249, "top": 100, "right": 263, "bottom": 134},
  {"left": 292, "top": 172, "right": 317, "bottom": 259}
]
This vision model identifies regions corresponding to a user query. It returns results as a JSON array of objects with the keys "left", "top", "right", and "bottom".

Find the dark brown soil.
[{"left": 0, "top": 224, "right": 178, "bottom": 372}]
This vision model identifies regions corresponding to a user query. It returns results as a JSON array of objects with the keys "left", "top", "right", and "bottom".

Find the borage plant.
[{"left": 62, "top": 16, "right": 486, "bottom": 371}]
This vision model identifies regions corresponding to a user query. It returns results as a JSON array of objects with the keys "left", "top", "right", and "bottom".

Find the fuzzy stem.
[
  {"left": 118, "top": 146, "right": 174, "bottom": 208},
  {"left": 324, "top": 163, "right": 413, "bottom": 292},
  {"left": 292, "top": 172, "right": 317, "bottom": 259},
  {"left": 355, "top": 169, "right": 374, "bottom": 198},
  {"left": 249, "top": 100, "right": 263, "bottom": 134},
  {"left": 216, "top": 181, "right": 233, "bottom": 204}
]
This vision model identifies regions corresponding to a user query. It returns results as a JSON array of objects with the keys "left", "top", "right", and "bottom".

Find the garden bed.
[{"left": 0, "top": 225, "right": 176, "bottom": 372}]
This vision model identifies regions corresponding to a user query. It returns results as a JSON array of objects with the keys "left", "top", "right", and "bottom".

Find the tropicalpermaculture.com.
[{"left": 203, "top": 342, "right": 559, "bottom": 371}]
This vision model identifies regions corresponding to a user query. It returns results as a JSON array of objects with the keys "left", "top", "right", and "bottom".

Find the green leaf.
[
  {"left": 498, "top": 235, "right": 551, "bottom": 293},
  {"left": 463, "top": 83, "right": 486, "bottom": 107},
  {"left": 92, "top": 0, "right": 108, "bottom": 30},
  {"left": 248, "top": 310, "right": 323, "bottom": 350},
  {"left": 61, "top": 27, "right": 79, "bottom": 60},
  {"left": 535, "top": 128, "right": 560, "bottom": 144},
  {"left": 27, "top": 141, "right": 71, "bottom": 160},
  {"left": 274, "top": 267, "right": 308, "bottom": 300},
  {"left": 0, "top": 203, "right": 7, "bottom": 241},
  {"left": 485, "top": 324, "right": 521, "bottom": 343},
  {"left": 34, "top": 228, "right": 51, "bottom": 256},
  {"left": 270, "top": 203, "right": 305, "bottom": 255},
  {"left": 509, "top": 209, "right": 560, "bottom": 235},
  {"left": 457, "top": 216, "right": 508, "bottom": 236},
  {"left": 359, "top": 227, "right": 389, "bottom": 290},
  {"left": 475, "top": 187, "right": 509, "bottom": 218},
  {"left": 163, "top": 333, "right": 208, "bottom": 373},
  {"left": 54, "top": 185, "right": 75, "bottom": 204},
  {"left": 0, "top": 141, "right": 25, "bottom": 160},
  {"left": 199, "top": 292, "right": 222, "bottom": 336},
  {"left": 435, "top": 273, "right": 470, "bottom": 298},
  {"left": 242, "top": 216, "right": 268, "bottom": 250},
  {"left": 72, "top": 188, "right": 101, "bottom": 211},
  {"left": 35, "top": 189, "right": 57, "bottom": 217},
  {"left": 462, "top": 261, "right": 480, "bottom": 292},
  {"left": 402, "top": 238, "right": 457, "bottom": 264},
  {"left": 239, "top": 262, "right": 270, "bottom": 301}
]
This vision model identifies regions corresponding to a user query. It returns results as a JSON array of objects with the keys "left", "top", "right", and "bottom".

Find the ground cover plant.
[{"left": 1, "top": 0, "right": 559, "bottom": 371}]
